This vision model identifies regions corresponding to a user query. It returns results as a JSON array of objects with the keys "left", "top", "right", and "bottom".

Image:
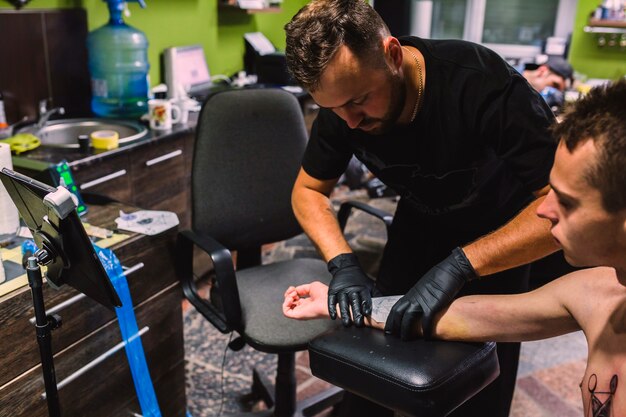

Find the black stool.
[{"left": 309, "top": 327, "right": 499, "bottom": 417}]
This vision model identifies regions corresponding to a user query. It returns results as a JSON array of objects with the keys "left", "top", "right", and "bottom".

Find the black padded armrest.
[
  {"left": 176, "top": 229, "right": 242, "bottom": 333},
  {"left": 309, "top": 327, "right": 499, "bottom": 417}
]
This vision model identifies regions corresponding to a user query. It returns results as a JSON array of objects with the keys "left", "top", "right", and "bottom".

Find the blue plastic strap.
[{"left": 94, "top": 244, "right": 162, "bottom": 417}]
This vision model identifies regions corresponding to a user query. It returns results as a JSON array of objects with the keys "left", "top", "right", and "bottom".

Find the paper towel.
[
  {"left": 0, "top": 143, "right": 19, "bottom": 235},
  {"left": 0, "top": 251, "right": 5, "bottom": 284}
]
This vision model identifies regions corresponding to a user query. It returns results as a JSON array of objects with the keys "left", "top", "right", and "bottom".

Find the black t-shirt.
[{"left": 302, "top": 37, "right": 556, "bottom": 226}]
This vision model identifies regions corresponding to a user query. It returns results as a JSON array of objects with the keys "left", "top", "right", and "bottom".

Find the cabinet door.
[
  {"left": 0, "top": 284, "right": 186, "bottom": 417},
  {"left": 72, "top": 152, "right": 132, "bottom": 203},
  {"left": 0, "top": 285, "right": 114, "bottom": 388},
  {"left": 130, "top": 133, "right": 192, "bottom": 226},
  {"left": 0, "top": 227, "right": 176, "bottom": 389}
]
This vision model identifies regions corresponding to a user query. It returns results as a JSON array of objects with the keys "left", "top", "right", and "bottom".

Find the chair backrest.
[{"left": 192, "top": 88, "right": 307, "bottom": 251}]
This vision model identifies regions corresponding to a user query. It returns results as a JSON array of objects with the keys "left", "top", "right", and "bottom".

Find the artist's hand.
[
  {"left": 327, "top": 253, "right": 378, "bottom": 327},
  {"left": 385, "top": 247, "right": 477, "bottom": 340},
  {"left": 283, "top": 282, "right": 330, "bottom": 320}
]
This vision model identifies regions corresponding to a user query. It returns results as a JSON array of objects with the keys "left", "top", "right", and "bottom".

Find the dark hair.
[
  {"left": 551, "top": 78, "right": 626, "bottom": 212},
  {"left": 284, "top": 0, "right": 390, "bottom": 91}
]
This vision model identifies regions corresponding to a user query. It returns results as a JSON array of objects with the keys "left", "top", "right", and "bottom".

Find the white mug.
[{"left": 148, "top": 99, "right": 181, "bottom": 130}]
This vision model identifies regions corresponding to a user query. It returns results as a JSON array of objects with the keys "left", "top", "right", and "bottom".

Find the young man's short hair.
[{"left": 551, "top": 79, "right": 626, "bottom": 212}]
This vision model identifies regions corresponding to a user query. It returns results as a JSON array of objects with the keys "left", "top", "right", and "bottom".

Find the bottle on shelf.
[{"left": 0, "top": 92, "right": 8, "bottom": 130}]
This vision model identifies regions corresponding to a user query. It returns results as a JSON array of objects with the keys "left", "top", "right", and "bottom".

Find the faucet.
[
  {"left": 36, "top": 99, "right": 65, "bottom": 129},
  {"left": 0, "top": 116, "right": 28, "bottom": 139}
]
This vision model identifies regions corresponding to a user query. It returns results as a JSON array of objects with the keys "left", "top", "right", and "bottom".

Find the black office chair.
[{"left": 176, "top": 88, "right": 342, "bottom": 417}]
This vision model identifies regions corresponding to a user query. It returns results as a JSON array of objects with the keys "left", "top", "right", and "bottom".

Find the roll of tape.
[{"left": 91, "top": 130, "right": 119, "bottom": 150}]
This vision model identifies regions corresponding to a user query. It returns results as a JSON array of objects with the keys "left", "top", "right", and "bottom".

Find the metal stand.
[{"left": 27, "top": 255, "right": 62, "bottom": 417}]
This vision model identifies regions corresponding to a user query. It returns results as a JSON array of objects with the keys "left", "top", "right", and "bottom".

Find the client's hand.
[
  {"left": 283, "top": 281, "right": 331, "bottom": 320},
  {"left": 283, "top": 282, "right": 386, "bottom": 330}
]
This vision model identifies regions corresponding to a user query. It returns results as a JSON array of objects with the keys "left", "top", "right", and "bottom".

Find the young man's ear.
[{"left": 537, "top": 65, "right": 552, "bottom": 77}]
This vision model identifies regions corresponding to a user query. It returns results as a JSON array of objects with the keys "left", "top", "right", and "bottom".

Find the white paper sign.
[{"left": 115, "top": 210, "right": 179, "bottom": 236}]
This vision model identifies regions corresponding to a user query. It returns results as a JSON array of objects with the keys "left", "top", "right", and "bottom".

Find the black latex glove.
[
  {"left": 327, "top": 253, "right": 378, "bottom": 327},
  {"left": 384, "top": 247, "right": 477, "bottom": 340}
]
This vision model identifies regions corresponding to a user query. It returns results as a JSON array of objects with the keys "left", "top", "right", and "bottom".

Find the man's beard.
[{"left": 358, "top": 72, "right": 406, "bottom": 135}]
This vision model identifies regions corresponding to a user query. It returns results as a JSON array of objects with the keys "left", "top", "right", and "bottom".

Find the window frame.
[{"left": 400, "top": 0, "right": 578, "bottom": 60}]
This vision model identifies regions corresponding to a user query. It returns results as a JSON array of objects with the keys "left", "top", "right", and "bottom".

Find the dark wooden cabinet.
[
  {"left": 131, "top": 133, "right": 190, "bottom": 216},
  {"left": 71, "top": 131, "right": 193, "bottom": 229},
  {"left": 0, "top": 9, "right": 92, "bottom": 123},
  {"left": 72, "top": 151, "right": 133, "bottom": 203},
  {"left": 0, "top": 204, "right": 186, "bottom": 417}
]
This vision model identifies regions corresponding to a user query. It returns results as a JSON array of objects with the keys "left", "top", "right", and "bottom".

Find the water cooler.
[{"left": 87, "top": 0, "right": 150, "bottom": 119}]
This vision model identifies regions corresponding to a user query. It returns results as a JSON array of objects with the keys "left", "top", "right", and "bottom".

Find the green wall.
[
  {"left": 569, "top": 0, "right": 626, "bottom": 80},
  {"left": 0, "top": 0, "right": 308, "bottom": 86},
  {"left": 4, "top": 0, "right": 623, "bottom": 82}
]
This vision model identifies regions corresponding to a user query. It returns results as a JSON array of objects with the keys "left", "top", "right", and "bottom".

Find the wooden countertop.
[{"left": 11, "top": 115, "right": 197, "bottom": 172}]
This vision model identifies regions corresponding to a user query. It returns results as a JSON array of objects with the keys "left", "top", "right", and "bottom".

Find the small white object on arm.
[{"left": 370, "top": 296, "right": 402, "bottom": 323}]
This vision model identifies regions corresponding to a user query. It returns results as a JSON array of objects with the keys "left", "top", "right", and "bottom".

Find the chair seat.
[
  {"left": 309, "top": 327, "right": 499, "bottom": 417},
  {"left": 237, "top": 257, "right": 339, "bottom": 353}
]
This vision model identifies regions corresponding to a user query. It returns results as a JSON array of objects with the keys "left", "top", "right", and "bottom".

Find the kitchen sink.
[{"left": 18, "top": 118, "right": 148, "bottom": 149}]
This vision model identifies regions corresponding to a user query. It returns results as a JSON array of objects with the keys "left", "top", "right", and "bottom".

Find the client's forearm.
[
  {"left": 339, "top": 297, "right": 414, "bottom": 333},
  {"left": 361, "top": 315, "right": 384, "bottom": 330},
  {"left": 320, "top": 303, "right": 385, "bottom": 329},
  {"left": 327, "top": 294, "right": 475, "bottom": 339},
  {"left": 283, "top": 282, "right": 506, "bottom": 342}
]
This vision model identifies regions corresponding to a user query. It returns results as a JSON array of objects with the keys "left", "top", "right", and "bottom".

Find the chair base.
[
  {"left": 236, "top": 354, "right": 344, "bottom": 417},
  {"left": 236, "top": 386, "right": 344, "bottom": 417}
]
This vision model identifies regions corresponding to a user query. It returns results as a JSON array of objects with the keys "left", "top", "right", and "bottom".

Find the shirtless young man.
[{"left": 283, "top": 79, "right": 626, "bottom": 417}]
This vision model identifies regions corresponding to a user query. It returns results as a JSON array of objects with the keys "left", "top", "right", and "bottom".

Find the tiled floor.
[{"left": 510, "top": 332, "right": 587, "bottom": 416}]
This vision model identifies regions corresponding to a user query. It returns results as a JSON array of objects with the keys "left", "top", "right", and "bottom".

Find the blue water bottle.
[{"left": 87, "top": 0, "right": 150, "bottom": 119}]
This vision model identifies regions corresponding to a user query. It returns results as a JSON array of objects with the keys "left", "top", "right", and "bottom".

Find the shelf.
[
  {"left": 588, "top": 18, "right": 626, "bottom": 28},
  {"left": 219, "top": 4, "right": 282, "bottom": 14},
  {"left": 585, "top": 18, "right": 626, "bottom": 34}
]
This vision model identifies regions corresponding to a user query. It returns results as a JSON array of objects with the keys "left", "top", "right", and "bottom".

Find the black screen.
[{"left": 0, "top": 168, "right": 121, "bottom": 309}]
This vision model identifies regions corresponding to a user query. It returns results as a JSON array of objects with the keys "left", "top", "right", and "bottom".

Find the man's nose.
[
  {"left": 335, "top": 107, "right": 363, "bottom": 129},
  {"left": 536, "top": 191, "right": 557, "bottom": 223}
]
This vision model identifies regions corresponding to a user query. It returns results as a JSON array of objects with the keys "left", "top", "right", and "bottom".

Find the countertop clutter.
[
  {"left": 11, "top": 115, "right": 195, "bottom": 170},
  {"left": 11, "top": 116, "right": 197, "bottom": 232}
]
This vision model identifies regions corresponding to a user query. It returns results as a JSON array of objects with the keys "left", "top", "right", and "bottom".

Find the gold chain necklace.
[{"left": 402, "top": 46, "right": 423, "bottom": 122}]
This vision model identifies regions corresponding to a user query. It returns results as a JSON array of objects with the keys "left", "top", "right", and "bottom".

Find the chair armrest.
[
  {"left": 337, "top": 200, "right": 394, "bottom": 233},
  {"left": 309, "top": 327, "right": 499, "bottom": 417},
  {"left": 176, "top": 229, "right": 243, "bottom": 333}
]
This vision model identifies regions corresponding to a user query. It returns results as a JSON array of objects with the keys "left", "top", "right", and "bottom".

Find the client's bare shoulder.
[{"left": 557, "top": 267, "right": 626, "bottom": 335}]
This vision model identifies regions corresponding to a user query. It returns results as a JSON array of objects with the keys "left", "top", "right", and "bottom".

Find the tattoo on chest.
[{"left": 584, "top": 374, "right": 618, "bottom": 417}]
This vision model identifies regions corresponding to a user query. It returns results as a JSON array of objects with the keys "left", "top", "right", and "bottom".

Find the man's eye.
[{"left": 558, "top": 199, "right": 572, "bottom": 210}]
